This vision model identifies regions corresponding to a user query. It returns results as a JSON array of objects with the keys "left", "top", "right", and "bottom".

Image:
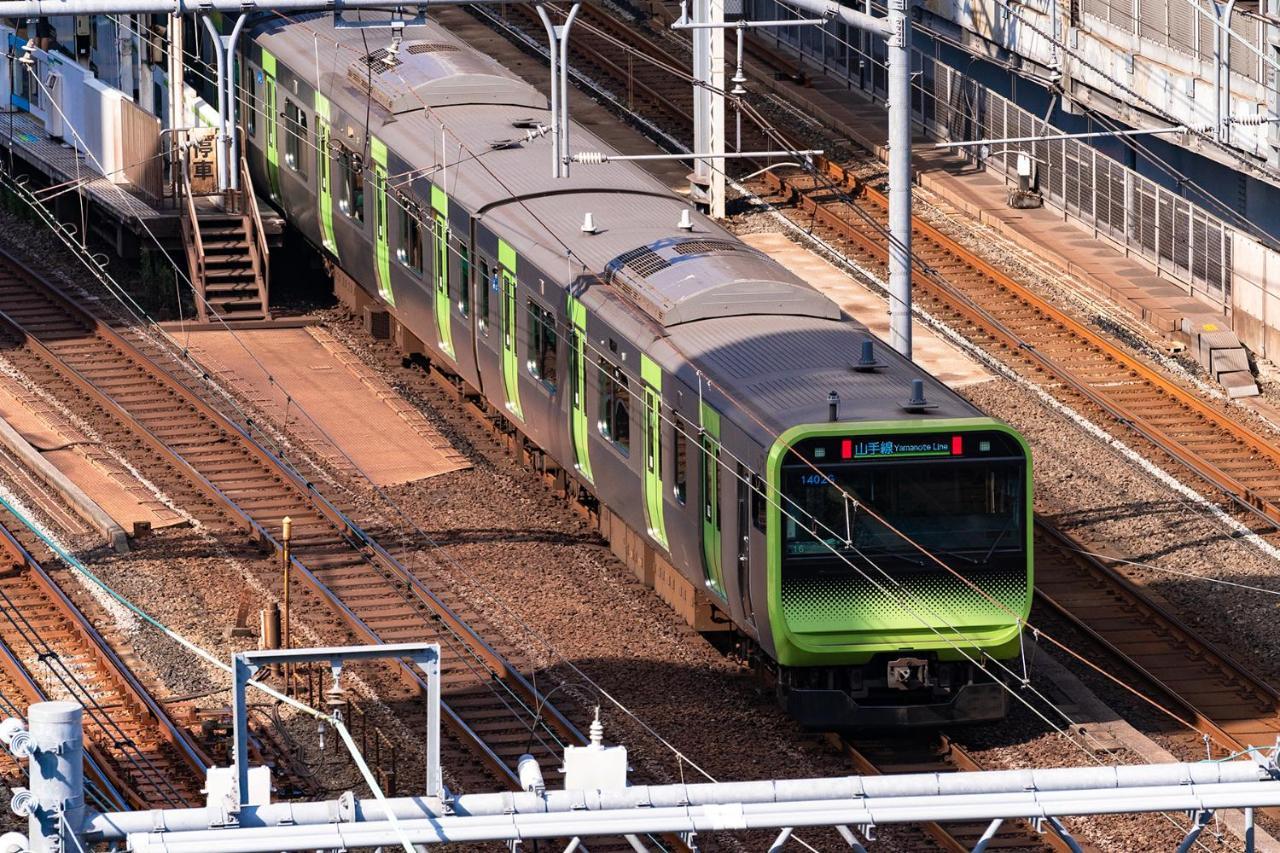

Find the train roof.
[
  {"left": 662, "top": 314, "right": 983, "bottom": 435},
  {"left": 252, "top": 14, "right": 839, "bottom": 326},
  {"left": 252, "top": 14, "right": 988, "bottom": 441}
]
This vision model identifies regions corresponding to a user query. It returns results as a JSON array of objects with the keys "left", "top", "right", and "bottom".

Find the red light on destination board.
[
  {"left": 841, "top": 439, "right": 853, "bottom": 460},
  {"left": 951, "top": 435, "right": 963, "bottom": 455}
]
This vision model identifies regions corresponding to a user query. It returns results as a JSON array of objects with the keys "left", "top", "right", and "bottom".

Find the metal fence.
[{"left": 746, "top": 0, "right": 1235, "bottom": 306}]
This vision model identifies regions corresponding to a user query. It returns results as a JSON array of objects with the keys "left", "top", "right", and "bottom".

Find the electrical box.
[
  {"left": 205, "top": 766, "right": 272, "bottom": 808},
  {"left": 563, "top": 742, "right": 628, "bottom": 791}
]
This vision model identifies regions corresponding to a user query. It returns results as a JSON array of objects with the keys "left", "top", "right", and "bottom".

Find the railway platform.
[
  {"left": 0, "top": 106, "right": 282, "bottom": 259},
  {"left": 748, "top": 62, "right": 1260, "bottom": 398}
]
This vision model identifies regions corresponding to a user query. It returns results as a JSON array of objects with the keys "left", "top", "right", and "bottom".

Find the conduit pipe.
[
  {"left": 87, "top": 759, "right": 1276, "bottom": 842},
  {"left": 124, "top": 783, "right": 1280, "bottom": 853}
]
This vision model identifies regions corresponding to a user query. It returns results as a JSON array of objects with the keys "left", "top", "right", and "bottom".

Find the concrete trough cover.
[
  {"left": 180, "top": 326, "right": 469, "bottom": 486},
  {"left": 0, "top": 379, "right": 183, "bottom": 535},
  {"left": 739, "top": 233, "right": 993, "bottom": 390}
]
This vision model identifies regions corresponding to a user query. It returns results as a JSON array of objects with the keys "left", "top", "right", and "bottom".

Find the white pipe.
[
  {"left": 122, "top": 784, "right": 1280, "bottom": 853},
  {"left": 558, "top": 3, "right": 579, "bottom": 176},
  {"left": 1215, "top": 0, "right": 1238, "bottom": 143},
  {"left": 201, "top": 14, "right": 228, "bottom": 193},
  {"left": 535, "top": 4, "right": 560, "bottom": 178},
  {"left": 935, "top": 125, "right": 1195, "bottom": 147},
  {"left": 572, "top": 149, "right": 823, "bottom": 163},
  {"left": 885, "top": 0, "right": 912, "bottom": 358},
  {"left": 87, "top": 760, "right": 1276, "bottom": 841},
  {"left": 0, "top": 0, "right": 512, "bottom": 13},
  {"left": 773, "top": 0, "right": 893, "bottom": 38},
  {"left": 225, "top": 13, "right": 247, "bottom": 192},
  {"left": 672, "top": 16, "right": 827, "bottom": 27}
]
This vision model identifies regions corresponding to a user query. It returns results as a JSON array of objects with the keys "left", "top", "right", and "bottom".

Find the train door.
[
  {"left": 469, "top": 222, "right": 486, "bottom": 394},
  {"left": 261, "top": 50, "right": 279, "bottom": 201},
  {"left": 371, "top": 137, "right": 393, "bottom": 305},
  {"left": 700, "top": 403, "right": 724, "bottom": 598},
  {"left": 314, "top": 93, "right": 338, "bottom": 258},
  {"left": 641, "top": 355, "right": 667, "bottom": 549},
  {"left": 566, "top": 294, "right": 592, "bottom": 484},
  {"left": 736, "top": 463, "right": 755, "bottom": 624},
  {"left": 498, "top": 239, "right": 522, "bottom": 421},
  {"left": 432, "top": 186, "right": 455, "bottom": 361}
]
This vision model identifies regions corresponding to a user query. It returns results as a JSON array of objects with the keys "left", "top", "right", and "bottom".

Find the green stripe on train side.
[
  {"left": 641, "top": 354, "right": 667, "bottom": 549},
  {"left": 431, "top": 185, "right": 454, "bottom": 359},
  {"left": 498, "top": 238, "right": 522, "bottom": 421},
  {"left": 700, "top": 402, "right": 724, "bottom": 598},
  {"left": 370, "top": 136, "right": 393, "bottom": 306},
  {"left": 567, "top": 295, "right": 592, "bottom": 483},
  {"left": 314, "top": 93, "right": 337, "bottom": 258},
  {"left": 262, "top": 50, "right": 279, "bottom": 201}
]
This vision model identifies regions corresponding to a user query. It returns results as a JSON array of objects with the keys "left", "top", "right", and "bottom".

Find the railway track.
[
  {"left": 753, "top": 157, "right": 1280, "bottom": 740},
  {"left": 0, "top": 251, "right": 602, "bottom": 798},
  {"left": 0, "top": 506, "right": 208, "bottom": 810},
  {"left": 759, "top": 160, "right": 1280, "bottom": 527},
  {"left": 1033, "top": 521, "right": 1280, "bottom": 760}
]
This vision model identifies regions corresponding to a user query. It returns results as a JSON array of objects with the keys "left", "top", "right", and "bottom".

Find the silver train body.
[{"left": 239, "top": 13, "right": 1033, "bottom": 727}]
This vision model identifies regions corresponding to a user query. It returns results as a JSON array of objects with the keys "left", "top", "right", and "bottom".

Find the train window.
[
  {"left": 477, "top": 257, "right": 490, "bottom": 330},
  {"left": 527, "top": 301, "right": 557, "bottom": 391},
  {"left": 246, "top": 72, "right": 257, "bottom": 138},
  {"left": 672, "top": 414, "right": 688, "bottom": 505},
  {"left": 751, "top": 475, "right": 767, "bottom": 531},
  {"left": 283, "top": 99, "right": 306, "bottom": 175},
  {"left": 458, "top": 245, "right": 471, "bottom": 317},
  {"left": 598, "top": 359, "right": 630, "bottom": 456},
  {"left": 397, "top": 199, "right": 422, "bottom": 273},
  {"left": 338, "top": 150, "right": 364, "bottom": 223}
]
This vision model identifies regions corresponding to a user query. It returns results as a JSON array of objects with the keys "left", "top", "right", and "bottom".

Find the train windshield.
[{"left": 780, "top": 431, "right": 1026, "bottom": 568}]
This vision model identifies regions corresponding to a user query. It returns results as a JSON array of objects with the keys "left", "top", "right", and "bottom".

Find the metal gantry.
[{"left": 1, "top": 644, "right": 1280, "bottom": 851}]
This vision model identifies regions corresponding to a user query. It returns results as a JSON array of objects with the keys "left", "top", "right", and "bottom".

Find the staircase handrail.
[
  {"left": 179, "top": 153, "right": 205, "bottom": 286},
  {"left": 239, "top": 155, "right": 270, "bottom": 304}
]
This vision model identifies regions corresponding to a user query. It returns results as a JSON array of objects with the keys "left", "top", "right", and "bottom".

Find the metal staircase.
[{"left": 179, "top": 155, "right": 270, "bottom": 323}]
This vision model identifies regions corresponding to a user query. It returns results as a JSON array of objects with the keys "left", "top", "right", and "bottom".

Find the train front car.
[{"left": 766, "top": 418, "right": 1032, "bottom": 728}]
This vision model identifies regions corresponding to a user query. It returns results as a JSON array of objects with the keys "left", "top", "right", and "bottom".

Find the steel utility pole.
[
  {"left": 690, "top": 0, "right": 726, "bottom": 218},
  {"left": 683, "top": 0, "right": 914, "bottom": 358}
]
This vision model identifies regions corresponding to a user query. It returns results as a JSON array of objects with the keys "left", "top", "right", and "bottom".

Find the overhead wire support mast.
[{"left": 675, "top": 0, "right": 913, "bottom": 357}]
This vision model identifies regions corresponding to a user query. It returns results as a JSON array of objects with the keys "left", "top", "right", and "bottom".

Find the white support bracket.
[{"left": 232, "top": 643, "right": 442, "bottom": 808}]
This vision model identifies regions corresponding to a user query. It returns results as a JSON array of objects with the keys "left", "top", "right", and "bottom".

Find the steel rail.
[
  {"left": 0, "top": 516, "right": 213, "bottom": 779},
  {"left": 0, "top": 516, "right": 207, "bottom": 809},
  {"left": 1033, "top": 520, "right": 1280, "bottom": 760},
  {"left": 0, "top": 629, "right": 131, "bottom": 813},
  {"left": 835, "top": 734, "right": 1085, "bottom": 852}
]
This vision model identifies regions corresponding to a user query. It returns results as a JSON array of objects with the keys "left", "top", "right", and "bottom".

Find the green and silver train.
[{"left": 240, "top": 12, "right": 1032, "bottom": 726}]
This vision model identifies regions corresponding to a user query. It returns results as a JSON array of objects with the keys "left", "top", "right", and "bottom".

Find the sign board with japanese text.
[{"left": 187, "top": 127, "right": 217, "bottom": 195}]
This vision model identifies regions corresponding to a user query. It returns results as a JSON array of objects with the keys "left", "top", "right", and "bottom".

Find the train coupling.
[{"left": 886, "top": 657, "right": 929, "bottom": 690}]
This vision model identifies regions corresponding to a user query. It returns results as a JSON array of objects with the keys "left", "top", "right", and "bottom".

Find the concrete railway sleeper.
[{"left": 0, "top": 250, "right": 593, "bottom": 797}]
